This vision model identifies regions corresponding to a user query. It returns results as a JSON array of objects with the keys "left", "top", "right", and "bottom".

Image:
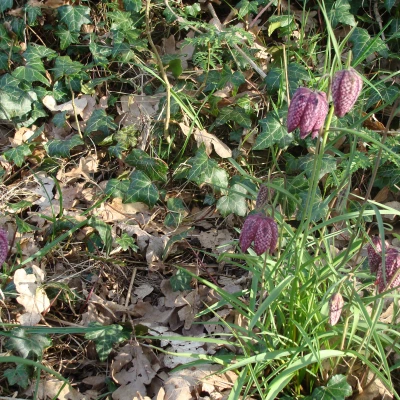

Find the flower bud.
[
  {"left": 0, "top": 229, "right": 8, "bottom": 265},
  {"left": 332, "top": 68, "right": 363, "bottom": 118},
  {"left": 329, "top": 293, "right": 344, "bottom": 326},
  {"left": 367, "top": 236, "right": 388, "bottom": 273},
  {"left": 376, "top": 248, "right": 400, "bottom": 293},
  {"left": 239, "top": 213, "right": 278, "bottom": 255},
  {"left": 255, "top": 185, "right": 269, "bottom": 209},
  {"left": 287, "top": 87, "right": 328, "bottom": 139}
]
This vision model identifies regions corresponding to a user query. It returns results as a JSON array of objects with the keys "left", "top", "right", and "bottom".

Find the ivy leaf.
[
  {"left": 5, "top": 328, "right": 52, "bottom": 359},
  {"left": 88, "top": 217, "right": 112, "bottom": 256},
  {"left": 15, "top": 215, "right": 38, "bottom": 233},
  {"left": 187, "top": 146, "right": 219, "bottom": 183},
  {"left": 4, "top": 364, "right": 30, "bottom": 389},
  {"left": 125, "top": 149, "right": 168, "bottom": 182},
  {"left": 105, "top": 179, "right": 130, "bottom": 200},
  {"left": 265, "top": 63, "right": 310, "bottom": 94},
  {"left": 163, "top": 228, "right": 194, "bottom": 260},
  {"left": 24, "top": 45, "right": 57, "bottom": 63},
  {"left": 170, "top": 268, "right": 192, "bottom": 291},
  {"left": 89, "top": 42, "right": 112, "bottom": 65},
  {"left": 216, "top": 183, "right": 248, "bottom": 217},
  {"left": 384, "top": 0, "right": 396, "bottom": 11},
  {"left": 309, "top": 374, "right": 352, "bottom": 399},
  {"left": 25, "top": 4, "right": 42, "bottom": 25},
  {"left": 0, "top": 0, "right": 13, "bottom": 12},
  {"left": 4, "top": 144, "right": 32, "bottom": 167},
  {"left": 58, "top": 5, "right": 91, "bottom": 31},
  {"left": 254, "top": 112, "right": 293, "bottom": 150},
  {"left": 215, "top": 107, "right": 252, "bottom": 128},
  {"left": 235, "top": 0, "right": 259, "bottom": 19},
  {"left": 297, "top": 189, "right": 329, "bottom": 222},
  {"left": 114, "top": 125, "right": 138, "bottom": 149},
  {"left": 45, "top": 135, "right": 83, "bottom": 158},
  {"left": 349, "top": 28, "right": 388, "bottom": 62},
  {"left": 298, "top": 154, "right": 337, "bottom": 180},
  {"left": 125, "top": 171, "right": 159, "bottom": 207},
  {"left": 164, "top": 198, "right": 187, "bottom": 228},
  {"left": 52, "top": 56, "right": 84, "bottom": 80},
  {"left": 326, "top": 0, "right": 356, "bottom": 28},
  {"left": 115, "top": 233, "right": 139, "bottom": 252},
  {"left": 366, "top": 82, "right": 399, "bottom": 109},
  {"left": 85, "top": 323, "right": 129, "bottom": 361},
  {"left": 123, "top": 0, "right": 142, "bottom": 13},
  {"left": 55, "top": 27, "right": 80, "bottom": 50},
  {"left": 268, "top": 15, "right": 295, "bottom": 36},
  {"left": 85, "top": 109, "right": 117, "bottom": 136}
]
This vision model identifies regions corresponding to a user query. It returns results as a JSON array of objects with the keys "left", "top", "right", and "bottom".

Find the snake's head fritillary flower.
[
  {"left": 376, "top": 248, "right": 400, "bottom": 293},
  {"left": 367, "top": 236, "right": 388, "bottom": 273},
  {"left": 332, "top": 68, "right": 363, "bottom": 118},
  {"left": 255, "top": 185, "right": 269, "bottom": 209},
  {"left": 0, "top": 228, "right": 8, "bottom": 265},
  {"left": 239, "top": 213, "right": 278, "bottom": 256},
  {"left": 287, "top": 87, "right": 329, "bottom": 139},
  {"left": 329, "top": 292, "right": 344, "bottom": 326}
]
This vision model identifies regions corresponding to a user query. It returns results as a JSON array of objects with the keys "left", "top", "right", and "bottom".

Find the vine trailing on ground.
[{"left": 0, "top": 0, "right": 399, "bottom": 398}]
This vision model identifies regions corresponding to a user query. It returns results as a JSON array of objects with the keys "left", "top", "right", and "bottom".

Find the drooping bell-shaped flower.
[
  {"left": 367, "top": 236, "right": 388, "bottom": 273},
  {"left": 287, "top": 87, "right": 329, "bottom": 139},
  {"left": 0, "top": 228, "right": 8, "bottom": 265},
  {"left": 239, "top": 213, "right": 278, "bottom": 255},
  {"left": 332, "top": 68, "right": 363, "bottom": 118},
  {"left": 329, "top": 292, "right": 344, "bottom": 326},
  {"left": 376, "top": 248, "right": 400, "bottom": 293},
  {"left": 255, "top": 185, "right": 269, "bottom": 209}
]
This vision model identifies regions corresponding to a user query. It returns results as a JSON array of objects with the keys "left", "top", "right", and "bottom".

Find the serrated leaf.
[
  {"left": 3, "top": 144, "right": 32, "bottom": 167},
  {"left": 215, "top": 107, "right": 252, "bottom": 128},
  {"left": 55, "top": 27, "right": 80, "bottom": 50},
  {"left": 125, "top": 171, "right": 159, "bottom": 207},
  {"left": 115, "top": 233, "right": 139, "bottom": 251},
  {"left": 0, "top": 0, "right": 13, "bottom": 12},
  {"left": 235, "top": 0, "right": 259, "bottom": 19},
  {"left": 326, "top": 0, "right": 356, "bottom": 28},
  {"left": 298, "top": 154, "right": 337, "bottom": 180},
  {"left": 254, "top": 113, "right": 293, "bottom": 149},
  {"left": 165, "top": 198, "right": 186, "bottom": 228},
  {"left": 4, "top": 364, "right": 30, "bottom": 389},
  {"left": 5, "top": 328, "right": 52, "bottom": 359},
  {"left": 216, "top": 183, "right": 248, "bottom": 217},
  {"left": 45, "top": 135, "right": 83, "bottom": 158},
  {"left": 88, "top": 217, "right": 112, "bottom": 256},
  {"left": 105, "top": 179, "right": 130, "bottom": 200},
  {"left": 125, "top": 149, "right": 168, "bottom": 182},
  {"left": 85, "top": 109, "right": 117, "bottom": 136},
  {"left": 58, "top": 5, "right": 91, "bottom": 31},
  {"left": 170, "top": 268, "right": 192, "bottom": 291},
  {"left": 310, "top": 374, "right": 352, "bottom": 399},
  {"left": 52, "top": 56, "right": 84, "bottom": 80},
  {"left": 349, "top": 27, "right": 388, "bottom": 62},
  {"left": 85, "top": 323, "right": 129, "bottom": 361}
]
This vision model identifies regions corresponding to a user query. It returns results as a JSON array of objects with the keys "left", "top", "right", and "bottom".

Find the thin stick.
[
  {"left": 122, "top": 267, "right": 137, "bottom": 323},
  {"left": 146, "top": 0, "right": 171, "bottom": 138}
]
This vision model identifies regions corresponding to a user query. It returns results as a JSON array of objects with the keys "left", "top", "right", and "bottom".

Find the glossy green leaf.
[
  {"left": 235, "top": 0, "right": 258, "bottom": 19},
  {"left": 125, "top": 171, "right": 159, "bottom": 207},
  {"left": 215, "top": 107, "right": 252, "bottom": 128},
  {"left": 170, "top": 268, "right": 192, "bottom": 291},
  {"left": 366, "top": 82, "right": 399, "bottom": 109},
  {"left": 58, "top": 5, "right": 91, "bottom": 31},
  {"left": 350, "top": 28, "right": 388, "bottom": 62},
  {"left": 268, "top": 15, "right": 295, "bottom": 36},
  {"left": 85, "top": 323, "right": 129, "bottom": 361},
  {"left": 115, "top": 233, "right": 139, "bottom": 252},
  {"left": 15, "top": 215, "right": 38, "bottom": 233},
  {"left": 4, "top": 144, "right": 32, "bottom": 167},
  {"left": 45, "top": 135, "right": 83, "bottom": 158},
  {"left": 0, "top": 0, "right": 13, "bottom": 12},
  {"left": 55, "top": 27, "right": 80, "bottom": 50},
  {"left": 163, "top": 228, "right": 194, "bottom": 259},
  {"left": 309, "top": 374, "right": 352, "bottom": 399},
  {"left": 326, "top": 0, "right": 356, "bottom": 28},
  {"left": 298, "top": 154, "right": 337, "bottom": 180},
  {"left": 85, "top": 109, "right": 118, "bottom": 136},
  {"left": 105, "top": 179, "right": 130, "bottom": 200},
  {"left": 123, "top": 0, "right": 142, "bottom": 12},
  {"left": 165, "top": 198, "right": 186, "bottom": 228},
  {"left": 52, "top": 56, "right": 84, "bottom": 80},
  {"left": 297, "top": 189, "right": 330, "bottom": 222},
  {"left": 88, "top": 217, "right": 112, "bottom": 256},
  {"left": 25, "top": 4, "right": 42, "bottom": 25},
  {"left": 125, "top": 149, "right": 168, "bottom": 182},
  {"left": 216, "top": 183, "right": 248, "bottom": 217},
  {"left": 5, "top": 328, "right": 52, "bottom": 359},
  {"left": 254, "top": 112, "right": 293, "bottom": 150},
  {"left": 187, "top": 146, "right": 219, "bottom": 183}
]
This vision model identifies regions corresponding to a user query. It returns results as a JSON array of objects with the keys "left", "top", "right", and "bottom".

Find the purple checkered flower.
[
  {"left": 367, "top": 236, "right": 387, "bottom": 273},
  {"left": 0, "top": 229, "right": 8, "bottom": 265},
  {"left": 239, "top": 213, "right": 278, "bottom": 256},
  {"left": 376, "top": 248, "right": 400, "bottom": 293},
  {"left": 287, "top": 87, "right": 329, "bottom": 139},
  {"left": 332, "top": 68, "right": 363, "bottom": 118},
  {"left": 256, "top": 185, "right": 269, "bottom": 209},
  {"left": 329, "top": 292, "right": 344, "bottom": 326}
]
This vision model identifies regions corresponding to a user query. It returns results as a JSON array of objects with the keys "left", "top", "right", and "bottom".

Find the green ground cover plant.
[{"left": 0, "top": 0, "right": 400, "bottom": 398}]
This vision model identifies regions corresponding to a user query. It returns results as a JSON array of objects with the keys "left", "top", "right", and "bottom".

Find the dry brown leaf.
[
  {"left": 14, "top": 266, "right": 50, "bottom": 326},
  {"left": 133, "top": 284, "right": 154, "bottom": 299},
  {"left": 27, "top": 379, "right": 84, "bottom": 400},
  {"left": 198, "top": 228, "right": 234, "bottom": 254},
  {"left": 383, "top": 201, "right": 400, "bottom": 222},
  {"left": 179, "top": 122, "right": 232, "bottom": 158},
  {"left": 42, "top": 95, "right": 87, "bottom": 117}
]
